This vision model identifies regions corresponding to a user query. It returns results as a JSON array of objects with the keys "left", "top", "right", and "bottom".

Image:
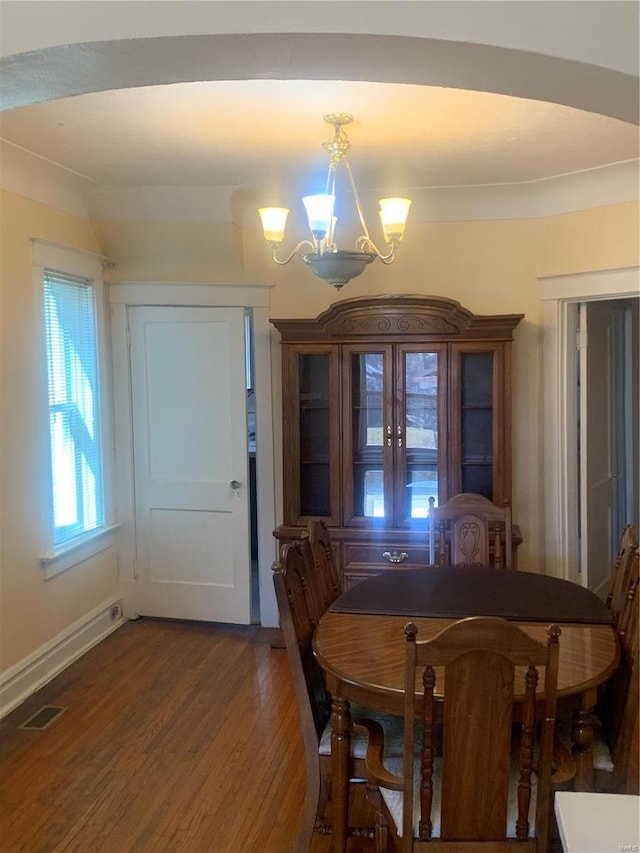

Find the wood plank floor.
[{"left": 0, "top": 619, "right": 375, "bottom": 853}]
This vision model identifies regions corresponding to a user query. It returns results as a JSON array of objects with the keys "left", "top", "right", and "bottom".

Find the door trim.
[
  {"left": 109, "top": 282, "right": 278, "bottom": 627},
  {"left": 540, "top": 266, "right": 639, "bottom": 584}
]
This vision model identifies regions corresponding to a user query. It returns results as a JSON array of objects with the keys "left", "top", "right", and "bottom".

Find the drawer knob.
[{"left": 383, "top": 550, "right": 408, "bottom": 564}]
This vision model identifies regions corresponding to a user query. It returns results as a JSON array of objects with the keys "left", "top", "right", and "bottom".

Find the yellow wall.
[
  {"left": 105, "top": 199, "right": 638, "bottom": 572},
  {"left": 241, "top": 203, "right": 639, "bottom": 572},
  {"left": 0, "top": 191, "right": 119, "bottom": 670},
  {"left": 537, "top": 204, "right": 640, "bottom": 276},
  {"left": 1, "top": 185, "right": 638, "bottom": 678}
]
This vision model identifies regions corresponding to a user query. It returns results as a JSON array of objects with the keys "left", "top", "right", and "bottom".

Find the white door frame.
[
  {"left": 540, "top": 266, "right": 639, "bottom": 584},
  {"left": 109, "top": 282, "right": 278, "bottom": 627}
]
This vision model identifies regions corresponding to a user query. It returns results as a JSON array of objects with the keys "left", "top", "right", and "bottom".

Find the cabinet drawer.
[{"left": 343, "top": 542, "right": 431, "bottom": 570}]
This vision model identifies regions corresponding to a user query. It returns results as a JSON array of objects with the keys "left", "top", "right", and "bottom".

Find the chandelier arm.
[
  {"left": 327, "top": 167, "right": 337, "bottom": 248},
  {"left": 325, "top": 162, "right": 336, "bottom": 196},
  {"left": 344, "top": 160, "right": 372, "bottom": 242},
  {"left": 355, "top": 235, "right": 396, "bottom": 262},
  {"left": 271, "top": 240, "right": 315, "bottom": 265}
]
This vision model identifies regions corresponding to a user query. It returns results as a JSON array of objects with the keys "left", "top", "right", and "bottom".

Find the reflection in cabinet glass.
[
  {"left": 345, "top": 344, "right": 443, "bottom": 528},
  {"left": 351, "top": 352, "right": 385, "bottom": 518},
  {"left": 403, "top": 350, "right": 439, "bottom": 520}
]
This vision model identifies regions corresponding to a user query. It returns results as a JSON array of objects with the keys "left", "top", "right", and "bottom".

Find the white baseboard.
[{"left": 0, "top": 597, "right": 126, "bottom": 720}]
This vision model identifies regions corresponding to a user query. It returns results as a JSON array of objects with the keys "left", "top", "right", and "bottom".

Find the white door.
[{"left": 129, "top": 306, "right": 251, "bottom": 623}]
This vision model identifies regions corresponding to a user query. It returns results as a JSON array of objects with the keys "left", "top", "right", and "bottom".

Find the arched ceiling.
[
  {"left": 1, "top": 30, "right": 638, "bottom": 124},
  {"left": 1, "top": 79, "right": 637, "bottom": 192},
  {"left": 0, "top": 2, "right": 637, "bottom": 223}
]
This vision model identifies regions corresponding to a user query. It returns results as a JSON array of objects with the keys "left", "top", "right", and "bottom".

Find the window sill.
[{"left": 40, "top": 524, "right": 120, "bottom": 580}]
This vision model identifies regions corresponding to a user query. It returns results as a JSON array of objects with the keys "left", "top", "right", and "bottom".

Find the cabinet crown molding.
[{"left": 271, "top": 294, "right": 524, "bottom": 342}]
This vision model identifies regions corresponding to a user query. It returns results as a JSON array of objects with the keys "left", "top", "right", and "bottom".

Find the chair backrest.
[
  {"left": 615, "top": 652, "right": 639, "bottom": 795},
  {"left": 598, "top": 640, "right": 639, "bottom": 795},
  {"left": 272, "top": 542, "right": 330, "bottom": 749},
  {"left": 272, "top": 541, "right": 336, "bottom": 850},
  {"left": 599, "top": 545, "right": 639, "bottom": 794},
  {"left": 402, "top": 617, "right": 560, "bottom": 852},
  {"left": 607, "top": 525, "right": 639, "bottom": 629},
  {"left": 428, "top": 493, "right": 513, "bottom": 569},
  {"left": 304, "top": 518, "right": 341, "bottom": 612},
  {"left": 617, "top": 545, "right": 639, "bottom": 660}
]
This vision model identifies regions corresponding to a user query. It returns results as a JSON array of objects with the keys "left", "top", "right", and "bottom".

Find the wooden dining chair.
[
  {"left": 428, "top": 493, "right": 513, "bottom": 569},
  {"left": 303, "top": 518, "right": 342, "bottom": 612},
  {"left": 595, "top": 653, "right": 640, "bottom": 795},
  {"left": 607, "top": 525, "right": 639, "bottom": 630},
  {"left": 592, "top": 546, "right": 639, "bottom": 795},
  {"left": 358, "top": 616, "right": 561, "bottom": 853},
  {"left": 617, "top": 545, "right": 639, "bottom": 660},
  {"left": 272, "top": 541, "right": 403, "bottom": 851}
]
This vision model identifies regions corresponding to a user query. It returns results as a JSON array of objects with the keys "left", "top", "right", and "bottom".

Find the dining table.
[{"left": 312, "top": 566, "right": 620, "bottom": 853}]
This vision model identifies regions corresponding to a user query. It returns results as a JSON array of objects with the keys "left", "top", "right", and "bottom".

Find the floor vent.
[{"left": 19, "top": 705, "right": 67, "bottom": 731}]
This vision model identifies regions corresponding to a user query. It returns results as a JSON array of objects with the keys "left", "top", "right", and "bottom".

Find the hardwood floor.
[{"left": 0, "top": 619, "right": 375, "bottom": 853}]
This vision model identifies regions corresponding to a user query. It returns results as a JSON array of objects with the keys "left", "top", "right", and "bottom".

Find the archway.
[{"left": 2, "top": 31, "right": 637, "bottom": 124}]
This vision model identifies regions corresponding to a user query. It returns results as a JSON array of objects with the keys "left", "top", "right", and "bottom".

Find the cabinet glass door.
[
  {"left": 460, "top": 350, "right": 494, "bottom": 498},
  {"left": 299, "top": 353, "right": 332, "bottom": 515},
  {"left": 286, "top": 346, "right": 340, "bottom": 524},
  {"left": 344, "top": 346, "right": 393, "bottom": 524},
  {"left": 397, "top": 346, "right": 444, "bottom": 524},
  {"left": 450, "top": 342, "right": 505, "bottom": 503}
]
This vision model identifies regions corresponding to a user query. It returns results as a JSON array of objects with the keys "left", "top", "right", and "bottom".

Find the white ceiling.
[{"left": 1, "top": 78, "right": 638, "bottom": 200}]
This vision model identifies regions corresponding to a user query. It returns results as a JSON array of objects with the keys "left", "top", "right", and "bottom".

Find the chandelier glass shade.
[{"left": 258, "top": 114, "right": 411, "bottom": 289}]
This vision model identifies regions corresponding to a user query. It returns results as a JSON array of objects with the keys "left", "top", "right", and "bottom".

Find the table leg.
[
  {"left": 330, "top": 694, "right": 351, "bottom": 853},
  {"left": 571, "top": 705, "right": 595, "bottom": 792}
]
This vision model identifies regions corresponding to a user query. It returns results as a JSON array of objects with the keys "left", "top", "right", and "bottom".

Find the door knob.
[{"left": 230, "top": 480, "right": 241, "bottom": 489}]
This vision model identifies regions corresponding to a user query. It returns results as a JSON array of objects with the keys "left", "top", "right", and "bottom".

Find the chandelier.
[{"left": 259, "top": 114, "right": 411, "bottom": 290}]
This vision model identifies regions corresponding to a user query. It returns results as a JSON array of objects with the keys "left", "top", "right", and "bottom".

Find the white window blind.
[{"left": 43, "top": 270, "right": 104, "bottom": 546}]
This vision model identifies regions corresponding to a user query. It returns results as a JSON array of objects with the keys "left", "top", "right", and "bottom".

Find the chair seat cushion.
[
  {"left": 379, "top": 755, "right": 537, "bottom": 839},
  {"left": 318, "top": 703, "right": 405, "bottom": 759}
]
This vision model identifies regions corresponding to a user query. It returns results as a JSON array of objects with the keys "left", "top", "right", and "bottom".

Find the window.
[
  {"left": 43, "top": 271, "right": 104, "bottom": 546},
  {"left": 32, "top": 240, "right": 114, "bottom": 578}
]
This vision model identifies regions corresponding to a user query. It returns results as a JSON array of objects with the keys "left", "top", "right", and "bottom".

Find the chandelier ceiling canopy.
[{"left": 259, "top": 114, "right": 411, "bottom": 289}]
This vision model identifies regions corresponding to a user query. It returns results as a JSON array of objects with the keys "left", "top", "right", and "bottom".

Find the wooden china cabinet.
[{"left": 271, "top": 295, "right": 523, "bottom": 587}]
